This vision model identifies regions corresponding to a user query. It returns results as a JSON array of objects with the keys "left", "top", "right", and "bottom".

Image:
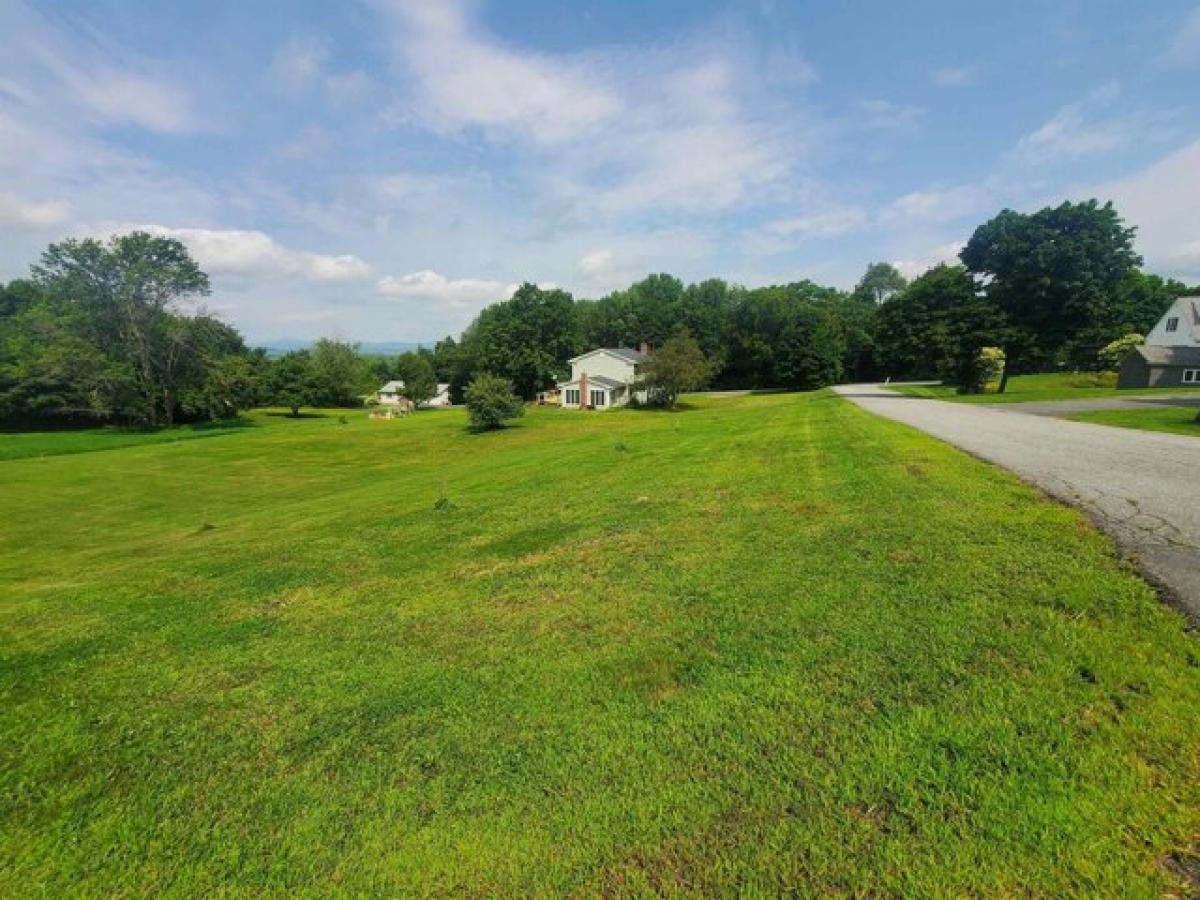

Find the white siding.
[
  {"left": 1146, "top": 297, "right": 1200, "bottom": 348},
  {"left": 570, "top": 351, "right": 639, "bottom": 384}
]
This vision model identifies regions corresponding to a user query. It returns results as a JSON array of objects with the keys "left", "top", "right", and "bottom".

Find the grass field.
[
  {"left": 891, "top": 371, "right": 1200, "bottom": 404},
  {"left": 0, "top": 419, "right": 253, "bottom": 461},
  {"left": 1069, "top": 405, "right": 1200, "bottom": 437},
  {"left": 2, "top": 394, "right": 1199, "bottom": 895}
]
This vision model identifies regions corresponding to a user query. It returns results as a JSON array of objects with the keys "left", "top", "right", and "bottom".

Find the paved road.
[
  {"left": 982, "top": 394, "right": 1200, "bottom": 417},
  {"left": 836, "top": 384, "right": 1200, "bottom": 622}
]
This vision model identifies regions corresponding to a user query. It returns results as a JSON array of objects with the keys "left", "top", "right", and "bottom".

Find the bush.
[
  {"left": 958, "top": 347, "right": 1006, "bottom": 394},
  {"left": 464, "top": 374, "right": 525, "bottom": 430},
  {"left": 1098, "top": 333, "right": 1144, "bottom": 371},
  {"left": 1064, "top": 371, "right": 1117, "bottom": 389}
]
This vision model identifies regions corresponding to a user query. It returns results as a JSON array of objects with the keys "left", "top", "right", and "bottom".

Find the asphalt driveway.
[
  {"left": 981, "top": 394, "right": 1200, "bottom": 417},
  {"left": 836, "top": 384, "right": 1200, "bottom": 622}
]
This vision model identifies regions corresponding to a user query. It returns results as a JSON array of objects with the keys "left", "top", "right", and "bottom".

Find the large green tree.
[
  {"left": 270, "top": 350, "right": 319, "bottom": 417},
  {"left": 309, "top": 338, "right": 368, "bottom": 406},
  {"left": 463, "top": 283, "right": 577, "bottom": 398},
  {"left": 637, "top": 331, "right": 714, "bottom": 407},
  {"left": 394, "top": 351, "right": 438, "bottom": 408},
  {"left": 852, "top": 262, "right": 908, "bottom": 305},
  {"left": 723, "top": 284, "right": 846, "bottom": 390},
  {"left": 960, "top": 200, "right": 1141, "bottom": 389},
  {"left": 874, "top": 264, "right": 1008, "bottom": 384},
  {"left": 31, "top": 232, "right": 214, "bottom": 425}
]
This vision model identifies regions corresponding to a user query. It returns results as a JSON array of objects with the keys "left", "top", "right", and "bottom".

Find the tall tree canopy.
[
  {"left": 852, "top": 262, "right": 908, "bottom": 305},
  {"left": 0, "top": 232, "right": 263, "bottom": 426},
  {"left": 462, "top": 283, "right": 578, "bottom": 398},
  {"left": 960, "top": 201, "right": 1142, "bottom": 384},
  {"left": 874, "top": 264, "right": 1008, "bottom": 382}
]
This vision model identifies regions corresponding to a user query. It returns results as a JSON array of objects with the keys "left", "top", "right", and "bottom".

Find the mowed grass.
[
  {"left": 892, "top": 371, "right": 1200, "bottom": 404},
  {"left": 1069, "top": 405, "right": 1200, "bottom": 436},
  {"left": 0, "top": 418, "right": 254, "bottom": 461},
  {"left": 2, "top": 394, "right": 1199, "bottom": 896}
]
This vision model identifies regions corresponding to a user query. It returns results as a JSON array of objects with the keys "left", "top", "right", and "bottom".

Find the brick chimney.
[
  {"left": 579, "top": 371, "right": 589, "bottom": 409},
  {"left": 639, "top": 341, "right": 652, "bottom": 355}
]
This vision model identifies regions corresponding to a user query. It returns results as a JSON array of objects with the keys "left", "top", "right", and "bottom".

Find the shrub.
[
  {"left": 958, "top": 346, "right": 1006, "bottom": 394},
  {"left": 1065, "top": 371, "right": 1117, "bottom": 389},
  {"left": 464, "top": 374, "right": 525, "bottom": 430},
  {"left": 1098, "top": 333, "right": 1144, "bottom": 371}
]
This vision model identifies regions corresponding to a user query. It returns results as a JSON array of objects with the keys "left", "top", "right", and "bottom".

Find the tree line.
[
  {"left": 2, "top": 200, "right": 1194, "bottom": 427},
  {"left": 430, "top": 200, "right": 1192, "bottom": 399}
]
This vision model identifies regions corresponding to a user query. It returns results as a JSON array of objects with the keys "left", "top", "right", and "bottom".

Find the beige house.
[{"left": 558, "top": 346, "right": 649, "bottom": 409}]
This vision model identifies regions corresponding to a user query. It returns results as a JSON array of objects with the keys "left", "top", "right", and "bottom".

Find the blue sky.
[{"left": 1, "top": 0, "right": 1198, "bottom": 343}]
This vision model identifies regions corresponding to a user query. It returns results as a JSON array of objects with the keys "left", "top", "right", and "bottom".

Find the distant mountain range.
[{"left": 255, "top": 339, "right": 429, "bottom": 357}]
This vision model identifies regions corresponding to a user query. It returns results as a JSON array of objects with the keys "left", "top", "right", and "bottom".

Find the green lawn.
[
  {"left": 0, "top": 418, "right": 254, "bottom": 461},
  {"left": 2, "top": 394, "right": 1198, "bottom": 895},
  {"left": 1069, "top": 405, "right": 1200, "bottom": 437},
  {"left": 892, "top": 371, "right": 1200, "bottom": 404}
]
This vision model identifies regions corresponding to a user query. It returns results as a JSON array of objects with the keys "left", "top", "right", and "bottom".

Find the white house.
[
  {"left": 377, "top": 381, "right": 406, "bottom": 405},
  {"left": 558, "top": 346, "right": 649, "bottom": 409},
  {"left": 377, "top": 381, "right": 453, "bottom": 407},
  {"left": 1117, "top": 297, "right": 1200, "bottom": 389}
]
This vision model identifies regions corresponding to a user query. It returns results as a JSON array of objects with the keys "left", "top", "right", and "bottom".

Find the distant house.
[
  {"left": 1118, "top": 297, "right": 1200, "bottom": 389},
  {"left": 377, "top": 381, "right": 453, "bottom": 407},
  {"left": 558, "top": 346, "right": 649, "bottom": 409},
  {"left": 378, "top": 381, "right": 406, "bottom": 405}
]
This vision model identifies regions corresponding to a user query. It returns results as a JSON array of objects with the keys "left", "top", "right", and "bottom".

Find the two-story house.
[
  {"left": 558, "top": 346, "right": 649, "bottom": 409},
  {"left": 1118, "top": 296, "right": 1200, "bottom": 388}
]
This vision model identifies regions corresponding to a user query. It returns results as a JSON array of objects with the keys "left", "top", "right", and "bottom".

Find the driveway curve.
[{"left": 836, "top": 384, "right": 1200, "bottom": 622}]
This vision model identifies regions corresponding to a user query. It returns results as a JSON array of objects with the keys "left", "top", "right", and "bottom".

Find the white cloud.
[
  {"left": 268, "top": 35, "right": 375, "bottom": 105},
  {"left": 1011, "top": 82, "right": 1173, "bottom": 164},
  {"left": 6, "top": 6, "right": 201, "bottom": 133},
  {"left": 377, "top": 270, "right": 515, "bottom": 308},
  {"left": 930, "top": 66, "right": 976, "bottom": 87},
  {"left": 133, "top": 226, "right": 372, "bottom": 283},
  {"left": 384, "top": 0, "right": 620, "bottom": 143},
  {"left": 277, "top": 124, "right": 336, "bottom": 160},
  {"left": 44, "top": 63, "right": 197, "bottom": 133},
  {"left": 855, "top": 99, "right": 925, "bottom": 131},
  {"left": 578, "top": 250, "right": 616, "bottom": 278},
  {"left": 1078, "top": 139, "right": 1200, "bottom": 282},
  {"left": 0, "top": 193, "right": 71, "bottom": 228},
  {"left": 880, "top": 185, "right": 990, "bottom": 225},
  {"left": 767, "top": 208, "right": 869, "bottom": 238},
  {"left": 1164, "top": 6, "right": 1200, "bottom": 66},
  {"left": 891, "top": 242, "right": 966, "bottom": 279},
  {"left": 268, "top": 36, "right": 328, "bottom": 96},
  {"left": 379, "top": 1, "right": 796, "bottom": 218}
]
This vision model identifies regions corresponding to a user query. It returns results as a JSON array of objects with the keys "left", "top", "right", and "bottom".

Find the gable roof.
[
  {"left": 567, "top": 347, "right": 647, "bottom": 365},
  {"left": 379, "top": 380, "right": 404, "bottom": 392},
  {"left": 1147, "top": 296, "right": 1200, "bottom": 348},
  {"left": 1133, "top": 345, "right": 1200, "bottom": 367}
]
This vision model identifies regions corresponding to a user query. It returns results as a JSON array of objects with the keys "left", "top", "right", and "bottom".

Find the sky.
[{"left": 1, "top": 0, "right": 1198, "bottom": 344}]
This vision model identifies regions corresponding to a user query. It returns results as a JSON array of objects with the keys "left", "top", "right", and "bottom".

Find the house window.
[
  {"left": 1166, "top": 317, "right": 1180, "bottom": 333},
  {"left": 565, "top": 389, "right": 580, "bottom": 405},
  {"left": 1182, "top": 369, "right": 1200, "bottom": 384},
  {"left": 590, "top": 389, "right": 606, "bottom": 407}
]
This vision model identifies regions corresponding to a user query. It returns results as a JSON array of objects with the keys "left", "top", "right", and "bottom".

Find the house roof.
[
  {"left": 557, "top": 374, "right": 627, "bottom": 389},
  {"left": 566, "top": 347, "right": 647, "bottom": 365},
  {"left": 1134, "top": 345, "right": 1200, "bottom": 367},
  {"left": 379, "top": 380, "right": 404, "bottom": 392}
]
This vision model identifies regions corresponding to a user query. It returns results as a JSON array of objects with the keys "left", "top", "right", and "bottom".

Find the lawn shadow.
[
  {"left": 263, "top": 411, "right": 333, "bottom": 419},
  {"left": 0, "top": 415, "right": 259, "bottom": 435}
]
